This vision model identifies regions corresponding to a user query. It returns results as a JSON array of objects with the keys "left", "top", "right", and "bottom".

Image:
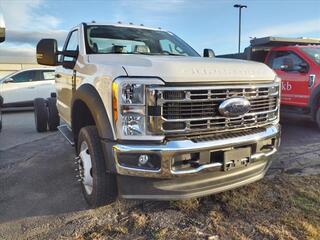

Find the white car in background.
[{"left": 0, "top": 68, "right": 56, "bottom": 107}]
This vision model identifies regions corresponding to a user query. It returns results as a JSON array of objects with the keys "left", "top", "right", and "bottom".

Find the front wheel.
[{"left": 77, "top": 126, "right": 117, "bottom": 207}]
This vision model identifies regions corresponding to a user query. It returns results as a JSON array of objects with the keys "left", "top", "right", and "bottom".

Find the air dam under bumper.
[{"left": 112, "top": 124, "right": 280, "bottom": 200}]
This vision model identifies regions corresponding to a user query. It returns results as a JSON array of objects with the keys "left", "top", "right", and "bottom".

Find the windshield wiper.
[
  {"left": 97, "top": 52, "right": 185, "bottom": 56},
  {"left": 160, "top": 52, "right": 185, "bottom": 56},
  {"left": 102, "top": 52, "right": 158, "bottom": 55}
]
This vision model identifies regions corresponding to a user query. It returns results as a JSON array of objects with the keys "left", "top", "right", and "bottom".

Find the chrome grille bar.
[{"left": 147, "top": 82, "right": 279, "bottom": 138}]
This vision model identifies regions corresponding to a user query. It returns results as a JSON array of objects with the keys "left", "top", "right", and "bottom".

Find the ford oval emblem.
[{"left": 219, "top": 97, "right": 251, "bottom": 117}]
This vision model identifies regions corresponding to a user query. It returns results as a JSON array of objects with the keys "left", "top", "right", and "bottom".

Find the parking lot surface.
[{"left": 0, "top": 111, "right": 319, "bottom": 224}]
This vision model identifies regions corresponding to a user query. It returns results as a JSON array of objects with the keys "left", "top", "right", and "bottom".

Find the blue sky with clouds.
[{"left": 0, "top": 0, "right": 319, "bottom": 61}]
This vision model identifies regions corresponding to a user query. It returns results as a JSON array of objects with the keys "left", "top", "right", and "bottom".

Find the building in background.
[{"left": 0, "top": 53, "right": 44, "bottom": 78}]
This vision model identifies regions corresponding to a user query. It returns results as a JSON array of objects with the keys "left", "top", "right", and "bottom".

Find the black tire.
[
  {"left": 47, "top": 97, "right": 60, "bottom": 131},
  {"left": 316, "top": 107, "right": 320, "bottom": 129},
  {"left": 34, "top": 98, "right": 48, "bottom": 132},
  {"left": 77, "top": 126, "right": 117, "bottom": 207}
]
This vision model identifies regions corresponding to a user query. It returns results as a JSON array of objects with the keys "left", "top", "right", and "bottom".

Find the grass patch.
[{"left": 1, "top": 174, "right": 320, "bottom": 240}]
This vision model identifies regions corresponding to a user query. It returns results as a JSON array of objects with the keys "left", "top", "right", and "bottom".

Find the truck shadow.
[
  {"left": 0, "top": 133, "right": 88, "bottom": 223},
  {"left": 279, "top": 111, "right": 320, "bottom": 148}
]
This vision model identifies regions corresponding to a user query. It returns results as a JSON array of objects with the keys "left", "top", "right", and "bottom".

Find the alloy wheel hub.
[{"left": 79, "top": 141, "right": 93, "bottom": 195}]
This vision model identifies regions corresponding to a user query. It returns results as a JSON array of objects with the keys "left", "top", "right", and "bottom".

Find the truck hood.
[{"left": 88, "top": 54, "right": 276, "bottom": 83}]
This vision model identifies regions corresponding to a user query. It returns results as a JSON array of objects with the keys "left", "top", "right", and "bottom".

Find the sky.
[{"left": 0, "top": 0, "right": 319, "bottom": 63}]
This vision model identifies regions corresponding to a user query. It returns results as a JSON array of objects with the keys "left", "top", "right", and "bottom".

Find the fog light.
[
  {"left": 117, "top": 153, "right": 161, "bottom": 171},
  {"left": 138, "top": 155, "right": 149, "bottom": 165}
]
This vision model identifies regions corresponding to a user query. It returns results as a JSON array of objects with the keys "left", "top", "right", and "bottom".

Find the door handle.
[
  {"left": 308, "top": 74, "right": 316, "bottom": 88},
  {"left": 55, "top": 74, "right": 62, "bottom": 78},
  {"left": 27, "top": 87, "right": 35, "bottom": 89}
]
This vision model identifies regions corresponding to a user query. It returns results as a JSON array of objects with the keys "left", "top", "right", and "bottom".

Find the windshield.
[
  {"left": 301, "top": 47, "right": 320, "bottom": 64},
  {"left": 0, "top": 71, "right": 15, "bottom": 81},
  {"left": 85, "top": 25, "right": 200, "bottom": 57}
]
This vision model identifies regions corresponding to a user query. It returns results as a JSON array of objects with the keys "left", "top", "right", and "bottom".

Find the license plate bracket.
[{"left": 223, "top": 147, "right": 251, "bottom": 171}]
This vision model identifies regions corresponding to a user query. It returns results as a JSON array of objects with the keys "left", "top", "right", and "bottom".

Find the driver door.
[
  {"left": 268, "top": 50, "right": 310, "bottom": 107},
  {"left": 56, "top": 29, "right": 79, "bottom": 124}
]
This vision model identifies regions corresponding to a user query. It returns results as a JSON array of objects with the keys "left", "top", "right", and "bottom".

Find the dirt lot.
[{"left": 0, "top": 111, "right": 319, "bottom": 240}]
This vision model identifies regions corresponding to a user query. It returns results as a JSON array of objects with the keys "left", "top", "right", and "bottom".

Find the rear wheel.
[
  {"left": 34, "top": 98, "right": 48, "bottom": 132},
  {"left": 77, "top": 126, "right": 117, "bottom": 207},
  {"left": 47, "top": 97, "right": 60, "bottom": 131}
]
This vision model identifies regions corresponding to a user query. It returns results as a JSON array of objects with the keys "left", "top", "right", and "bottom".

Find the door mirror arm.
[
  {"left": 3, "top": 78, "right": 14, "bottom": 83},
  {"left": 280, "top": 65, "right": 290, "bottom": 72},
  {"left": 298, "top": 63, "right": 309, "bottom": 73}
]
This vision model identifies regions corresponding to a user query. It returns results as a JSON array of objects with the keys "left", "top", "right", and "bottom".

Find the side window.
[
  {"left": 268, "top": 51, "right": 306, "bottom": 72},
  {"left": 65, "top": 30, "right": 79, "bottom": 51},
  {"left": 11, "top": 70, "right": 35, "bottom": 83},
  {"left": 41, "top": 70, "right": 55, "bottom": 80},
  {"left": 63, "top": 30, "right": 79, "bottom": 62}
]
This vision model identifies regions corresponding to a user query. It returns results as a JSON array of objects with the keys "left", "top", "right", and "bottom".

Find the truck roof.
[
  {"left": 83, "top": 22, "right": 166, "bottom": 32},
  {"left": 250, "top": 36, "right": 320, "bottom": 47}
]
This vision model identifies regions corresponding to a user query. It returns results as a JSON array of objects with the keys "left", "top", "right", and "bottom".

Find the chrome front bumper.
[{"left": 113, "top": 124, "right": 280, "bottom": 178}]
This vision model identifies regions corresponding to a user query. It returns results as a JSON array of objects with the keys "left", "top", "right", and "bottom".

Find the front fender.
[
  {"left": 308, "top": 84, "right": 320, "bottom": 119},
  {"left": 72, "top": 84, "right": 114, "bottom": 141}
]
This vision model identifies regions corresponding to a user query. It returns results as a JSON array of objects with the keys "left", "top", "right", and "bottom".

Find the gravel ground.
[{"left": 0, "top": 111, "right": 319, "bottom": 239}]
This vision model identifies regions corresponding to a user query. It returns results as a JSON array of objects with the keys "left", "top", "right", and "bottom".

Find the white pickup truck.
[{"left": 35, "top": 22, "right": 281, "bottom": 207}]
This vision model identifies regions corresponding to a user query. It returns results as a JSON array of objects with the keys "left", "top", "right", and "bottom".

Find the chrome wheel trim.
[{"left": 79, "top": 141, "right": 93, "bottom": 195}]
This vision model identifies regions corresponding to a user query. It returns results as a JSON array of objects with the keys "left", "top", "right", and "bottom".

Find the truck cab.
[
  {"left": 35, "top": 23, "right": 280, "bottom": 207},
  {"left": 218, "top": 37, "right": 320, "bottom": 127},
  {"left": 265, "top": 45, "right": 319, "bottom": 108}
]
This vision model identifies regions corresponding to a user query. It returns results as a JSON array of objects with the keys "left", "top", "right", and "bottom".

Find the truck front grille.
[{"left": 147, "top": 83, "right": 279, "bottom": 139}]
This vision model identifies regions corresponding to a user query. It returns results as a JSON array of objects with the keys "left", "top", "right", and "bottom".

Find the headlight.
[{"left": 112, "top": 78, "right": 164, "bottom": 140}]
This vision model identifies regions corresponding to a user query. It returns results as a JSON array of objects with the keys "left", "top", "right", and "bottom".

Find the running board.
[{"left": 58, "top": 124, "right": 75, "bottom": 146}]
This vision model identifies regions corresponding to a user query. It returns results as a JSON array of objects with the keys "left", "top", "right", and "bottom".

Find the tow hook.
[{"left": 261, "top": 144, "right": 274, "bottom": 151}]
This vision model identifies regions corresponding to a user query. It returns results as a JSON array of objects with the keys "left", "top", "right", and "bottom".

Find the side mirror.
[
  {"left": 0, "top": 14, "right": 5, "bottom": 43},
  {"left": 3, "top": 78, "right": 13, "bottom": 83},
  {"left": 280, "top": 65, "right": 290, "bottom": 72},
  {"left": 36, "top": 39, "right": 60, "bottom": 66},
  {"left": 203, "top": 48, "right": 215, "bottom": 58}
]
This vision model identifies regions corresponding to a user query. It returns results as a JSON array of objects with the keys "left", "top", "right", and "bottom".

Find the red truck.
[{"left": 218, "top": 37, "right": 320, "bottom": 127}]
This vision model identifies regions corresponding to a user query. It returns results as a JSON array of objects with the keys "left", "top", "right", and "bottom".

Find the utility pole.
[{"left": 234, "top": 4, "right": 247, "bottom": 53}]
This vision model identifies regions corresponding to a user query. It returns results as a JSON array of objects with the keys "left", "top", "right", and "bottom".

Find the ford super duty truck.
[
  {"left": 218, "top": 37, "right": 320, "bottom": 128},
  {"left": 35, "top": 22, "right": 281, "bottom": 207}
]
